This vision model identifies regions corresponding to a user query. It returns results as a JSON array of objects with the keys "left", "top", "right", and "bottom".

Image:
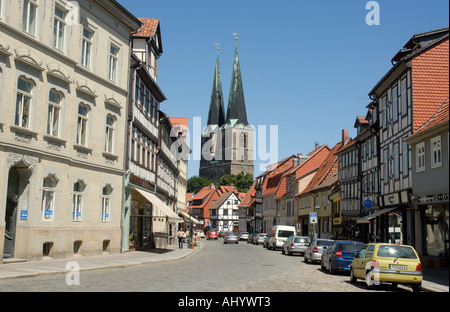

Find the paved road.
[{"left": 0, "top": 239, "right": 409, "bottom": 292}]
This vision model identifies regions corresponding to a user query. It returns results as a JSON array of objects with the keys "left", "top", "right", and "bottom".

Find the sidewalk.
[
  {"left": 0, "top": 241, "right": 203, "bottom": 281},
  {"left": 0, "top": 241, "right": 448, "bottom": 292}
]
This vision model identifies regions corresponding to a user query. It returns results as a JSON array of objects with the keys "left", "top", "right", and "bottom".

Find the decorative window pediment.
[
  {"left": 104, "top": 93, "right": 122, "bottom": 109},
  {"left": 76, "top": 80, "right": 97, "bottom": 98},
  {"left": 14, "top": 47, "right": 44, "bottom": 71},
  {"left": 0, "top": 37, "right": 12, "bottom": 56},
  {"left": 47, "top": 63, "right": 72, "bottom": 84}
]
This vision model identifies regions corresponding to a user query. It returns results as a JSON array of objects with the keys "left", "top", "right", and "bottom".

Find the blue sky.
[{"left": 119, "top": 0, "right": 449, "bottom": 179}]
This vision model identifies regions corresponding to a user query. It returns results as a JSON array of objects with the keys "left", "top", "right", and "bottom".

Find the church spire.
[
  {"left": 207, "top": 47, "right": 225, "bottom": 127},
  {"left": 225, "top": 37, "right": 248, "bottom": 126}
]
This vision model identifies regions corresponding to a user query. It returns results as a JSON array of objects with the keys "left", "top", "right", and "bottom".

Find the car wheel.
[
  {"left": 320, "top": 258, "right": 326, "bottom": 270},
  {"left": 412, "top": 282, "right": 422, "bottom": 292},
  {"left": 365, "top": 270, "right": 376, "bottom": 289},
  {"left": 329, "top": 261, "right": 335, "bottom": 274},
  {"left": 304, "top": 253, "right": 309, "bottom": 263},
  {"left": 282, "top": 247, "right": 285, "bottom": 255},
  {"left": 350, "top": 268, "right": 357, "bottom": 283}
]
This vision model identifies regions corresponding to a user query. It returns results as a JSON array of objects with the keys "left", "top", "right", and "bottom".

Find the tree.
[
  {"left": 220, "top": 173, "right": 254, "bottom": 192},
  {"left": 187, "top": 176, "right": 216, "bottom": 193}
]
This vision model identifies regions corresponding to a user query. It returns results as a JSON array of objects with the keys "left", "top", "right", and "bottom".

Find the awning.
[
  {"left": 134, "top": 188, "right": 183, "bottom": 223},
  {"left": 178, "top": 211, "right": 201, "bottom": 224},
  {"left": 357, "top": 207, "right": 397, "bottom": 224}
]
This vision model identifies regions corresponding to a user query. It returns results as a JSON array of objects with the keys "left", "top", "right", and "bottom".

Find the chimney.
[
  {"left": 315, "top": 142, "right": 319, "bottom": 149},
  {"left": 342, "top": 129, "right": 349, "bottom": 144}
]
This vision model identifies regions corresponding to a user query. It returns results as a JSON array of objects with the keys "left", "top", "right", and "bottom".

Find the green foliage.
[
  {"left": 220, "top": 173, "right": 254, "bottom": 192},
  {"left": 187, "top": 176, "right": 216, "bottom": 193}
]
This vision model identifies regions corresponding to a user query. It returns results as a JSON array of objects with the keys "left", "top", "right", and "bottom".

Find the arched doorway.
[
  {"left": 3, "top": 168, "right": 19, "bottom": 259},
  {"left": 3, "top": 160, "right": 34, "bottom": 259}
]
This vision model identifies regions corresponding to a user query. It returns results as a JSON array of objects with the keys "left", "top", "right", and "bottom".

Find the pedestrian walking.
[{"left": 177, "top": 229, "right": 185, "bottom": 249}]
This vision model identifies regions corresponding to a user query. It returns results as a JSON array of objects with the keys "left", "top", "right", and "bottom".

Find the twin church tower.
[{"left": 199, "top": 39, "right": 254, "bottom": 182}]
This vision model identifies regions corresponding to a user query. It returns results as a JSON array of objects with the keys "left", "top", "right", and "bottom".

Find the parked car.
[
  {"left": 247, "top": 233, "right": 257, "bottom": 244},
  {"left": 321, "top": 240, "right": 365, "bottom": 273},
  {"left": 268, "top": 225, "right": 296, "bottom": 250},
  {"left": 253, "top": 233, "right": 267, "bottom": 245},
  {"left": 282, "top": 236, "right": 311, "bottom": 256},
  {"left": 207, "top": 231, "right": 219, "bottom": 240},
  {"left": 239, "top": 232, "right": 249, "bottom": 241},
  {"left": 349, "top": 243, "right": 423, "bottom": 292},
  {"left": 196, "top": 230, "right": 205, "bottom": 239},
  {"left": 223, "top": 232, "right": 239, "bottom": 244},
  {"left": 304, "top": 239, "right": 334, "bottom": 264},
  {"left": 263, "top": 234, "right": 271, "bottom": 248}
]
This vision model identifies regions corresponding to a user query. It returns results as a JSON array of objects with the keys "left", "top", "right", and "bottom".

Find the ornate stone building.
[{"left": 0, "top": 0, "right": 141, "bottom": 262}]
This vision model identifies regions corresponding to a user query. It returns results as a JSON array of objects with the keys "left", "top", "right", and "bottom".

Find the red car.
[{"left": 207, "top": 231, "right": 219, "bottom": 240}]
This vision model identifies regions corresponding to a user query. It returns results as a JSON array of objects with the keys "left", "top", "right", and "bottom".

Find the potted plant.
[{"left": 190, "top": 241, "right": 197, "bottom": 249}]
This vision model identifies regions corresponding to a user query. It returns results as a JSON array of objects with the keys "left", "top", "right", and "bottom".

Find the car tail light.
[
  {"left": 291, "top": 243, "right": 294, "bottom": 247},
  {"left": 275, "top": 239, "right": 277, "bottom": 244},
  {"left": 335, "top": 250, "right": 342, "bottom": 257},
  {"left": 370, "top": 260, "right": 379, "bottom": 270},
  {"left": 313, "top": 247, "right": 318, "bottom": 253},
  {"left": 416, "top": 263, "right": 422, "bottom": 272}
]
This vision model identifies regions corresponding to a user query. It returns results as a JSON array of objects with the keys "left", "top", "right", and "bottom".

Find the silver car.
[
  {"left": 253, "top": 233, "right": 267, "bottom": 245},
  {"left": 282, "top": 236, "right": 311, "bottom": 255},
  {"left": 304, "top": 239, "right": 334, "bottom": 264},
  {"left": 223, "top": 232, "right": 239, "bottom": 244}
]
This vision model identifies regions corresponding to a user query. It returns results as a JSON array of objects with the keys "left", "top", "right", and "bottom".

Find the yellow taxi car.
[{"left": 349, "top": 243, "right": 423, "bottom": 292}]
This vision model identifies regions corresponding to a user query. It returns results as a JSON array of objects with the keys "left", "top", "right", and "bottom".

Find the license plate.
[{"left": 389, "top": 264, "right": 407, "bottom": 270}]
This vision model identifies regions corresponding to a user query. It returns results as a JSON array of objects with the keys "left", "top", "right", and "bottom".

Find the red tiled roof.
[
  {"left": 298, "top": 141, "right": 344, "bottom": 196},
  {"left": 133, "top": 18, "right": 159, "bottom": 37},
  {"left": 409, "top": 99, "right": 449, "bottom": 140},
  {"left": 412, "top": 38, "right": 449, "bottom": 132},
  {"left": 238, "top": 181, "right": 257, "bottom": 208}
]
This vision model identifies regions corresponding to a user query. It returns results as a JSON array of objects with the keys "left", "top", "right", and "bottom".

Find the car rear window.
[
  {"left": 278, "top": 230, "right": 295, "bottom": 237},
  {"left": 339, "top": 243, "right": 364, "bottom": 251},
  {"left": 376, "top": 245, "right": 418, "bottom": 259},
  {"left": 317, "top": 240, "right": 333, "bottom": 247},
  {"left": 227, "top": 233, "right": 237, "bottom": 236},
  {"left": 295, "top": 237, "right": 310, "bottom": 243}
]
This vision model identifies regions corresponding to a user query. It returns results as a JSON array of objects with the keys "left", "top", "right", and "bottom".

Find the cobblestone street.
[{"left": 0, "top": 239, "right": 410, "bottom": 292}]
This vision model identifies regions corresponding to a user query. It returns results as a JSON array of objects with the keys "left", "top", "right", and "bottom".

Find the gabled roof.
[
  {"left": 210, "top": 192, "right": 239, "bottom": 209},
  {"left": 408, "top": 99, "right": 449, "bottom": 141},
  {"left": 134, "top": 18, "right": 159, "bottom": 37},
  {"left": 298, "top": 141, "right": 345, "bottom": 196},
  {"left": 238, "top": 181, "right": 257, "bottom": 208}
]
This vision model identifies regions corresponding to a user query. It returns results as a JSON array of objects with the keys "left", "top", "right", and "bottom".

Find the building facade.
[
  {"left": 368, "top": 27, "right": 449, "bottom": 247},
  {"left": 407, "top": 100, "right": 449, "bottom": 269},
  {"left": 210, "top": 191, "right": 241, "bottom": 233},
  {"left": 0, "top": 0, "right": 141, "bottom": 262},
  {"left": 124, "top": 18, "right": 183, "bottom": 251}
]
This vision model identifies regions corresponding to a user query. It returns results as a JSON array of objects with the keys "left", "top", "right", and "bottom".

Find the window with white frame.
[
  {"left": 47, "top": 90, "right": 62, "bottom": 137},
  {"left": 401, "top": 77, "right": 408, "bottom": 115},
  {"left": 42, "top": 175, "right": 58, "bottom": 220},
  {"left": 15, "top": 77, "right": 33, "bottom": 129},
  {"left": 72, "top": 180, "right": 86, "bottom": 221},
  {"left": 53, "top": 5, "right": 66, "bottom": 50},
  {"left": 109, "top": 44, "right": 119, "bottom": 82},
  {"left": 394, "top": 143, "right": 399, "bottom": 179},
  {"left": 101, "top": 185, "right": 113, "bottom": 222},
  {"left": 105, "top": 114, "right": 115, "bottom": 153},
  {"left": 81, "top": 27, "right": 93, "bottom": 68},
  {"left": 402, "top": 141, "right": 409, "bottom": 176},
  {"left": 76, "top": 104, "right": 89, "bottom": 146},
  {"left": 383, "top": 149, "right": 389, "bottom": 182},
  {"left": 22, "top": 0, "right": 38, "bottom": 35},
  {"left": 416, "top": 142, "right": 425, "bottom": 172},
  {"left": 431, "top": 136, "right": 442, "bottom": 168},
  {"left": 381, "top": 95, "right": 387, "bottom": 128},
  {"left": 392, "top": 85, "right": 398, "bottom": 122}
]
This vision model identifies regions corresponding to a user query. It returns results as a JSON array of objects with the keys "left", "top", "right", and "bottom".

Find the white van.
[{"left": 268, "top": 225, "right": 296, "bottom": 250}]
